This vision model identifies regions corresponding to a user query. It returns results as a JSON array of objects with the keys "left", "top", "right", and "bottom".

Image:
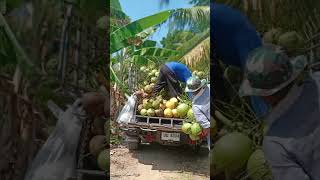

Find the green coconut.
[
  {"left": 140, "top": 66, "right": 146, "bottom": 71},
  {"left": 212, "top": 133, "right": 253, "bottom": 174},
  {"left": 189, "top": 134, "right": 200, "bottom": 141},
  {"left": 278, "top": 31, "right": 304, "bottom": 51},
  {"left": 156, "top": 95, "right": 163, "bottom": 102},
  {"left": 187, "top": 109, "right": 194, "bottom": 119},
  {"left": 190, "top": 122, "right": 202, "bottom": 136},
  {"left": 197, "top": 71, "right": 206, "bottom": 79},
  {"left": 182, "top": 122, "right": 192, "bottom": 134},
  {"left": 147, "top": 108, "right": 155, "bottom": 117},
  {"left": 247, "top": 149, "right": 273, "bottom": 180},
  {"left": 140, "top": 109, "right": 147, "bottom": 116},
  {"left": 148, "top": 72, "right": 153, "bottom": 77},
  {"left": 176, "top": 103, "right": 190, "bottom": 118},
  {"left": 151, "top": 69, "right": 158, "bottom": 75},
  {"left": 89, "top": 135, "right": 106, "bottom": 157},
  {"left": 91, "top": 118, "right": 105, "bottom": 135},
  {"left": 97, "top": 149, "right": 110, "bottom": 171},
  {"left": 192, "top": 71, "right": 198, "bottom": 76},
  {"left": 143, "top": 99, "right": 152, "bottom": 109},
  {"left": 263, "top": 28, "right": 282, "bottom": 44},
  {"left": 152, "top": 100, "right": 160, "bottom": 109},
  {"left": 144, "top": 85, "right": 153, "bottom": 94},
  {"left": 151, "top": 77, "right": 157, "bottom": 83}
]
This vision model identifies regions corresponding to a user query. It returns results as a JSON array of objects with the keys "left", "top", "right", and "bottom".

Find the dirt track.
[{"left": 110, "top": 143, "right": 210, "bottom": 180}]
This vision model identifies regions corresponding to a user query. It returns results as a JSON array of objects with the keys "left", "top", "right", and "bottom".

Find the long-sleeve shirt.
[
  {"left": 165, "top": 62, "right": 192, "bottom": 83},
  {"left": 211, "top": 3, "right": 262, "bottom": 68},
  {"left": 192, "top": 84, "right": 210, "bottom": 129},
  {"left": 262, "top": 73, "right": 320, "bottom": 180},
  {"left": 211, "top": 3, "right": 269, "bottom": 118}
]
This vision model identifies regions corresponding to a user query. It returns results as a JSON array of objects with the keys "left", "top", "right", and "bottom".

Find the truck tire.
[{"left": 191, "top": 144, "right": 201, "bottom": 154}]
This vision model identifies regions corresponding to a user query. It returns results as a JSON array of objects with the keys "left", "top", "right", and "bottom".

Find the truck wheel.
[{"left": 191, "top": 144, "right": 201, "bottom": 154}]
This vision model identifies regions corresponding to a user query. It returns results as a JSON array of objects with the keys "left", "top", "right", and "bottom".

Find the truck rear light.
[
  {"left": 187, "top": 139, "right": 197, "bottom": 145},
  {"left": 144, "top": 133, "right": 155, "bottom": 143}
]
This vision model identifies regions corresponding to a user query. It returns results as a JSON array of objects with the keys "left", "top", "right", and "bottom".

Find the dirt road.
[{"left": 110, "top": 143, "right": 210, "bottom": 180}]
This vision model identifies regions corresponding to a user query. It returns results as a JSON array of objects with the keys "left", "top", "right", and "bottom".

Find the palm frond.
[
  {"left": 180, "top": 36, "right": 210, "bottom": 68},
  {"left": 168, "top": 6, "right": 210, "bottom": 32}
]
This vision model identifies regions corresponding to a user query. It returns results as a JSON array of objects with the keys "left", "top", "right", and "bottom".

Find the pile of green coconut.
[
  {"left": 136, "top": 64, "right": 209, "bottom": 141},
  {"left": 263, "top": 29, "right": 304, "bottom": 55},
  {"left": 210, "top": 110, "right": 273, "bottom": 180},
  {"left": 88, "top": 118, "right": 110, "bottom": 172}
]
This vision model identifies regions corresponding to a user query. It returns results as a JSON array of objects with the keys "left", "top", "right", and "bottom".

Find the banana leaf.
[
  {"left": 110, "top": 10, "right": 171, "bottom": 53},
  {"left": 133, "top": 47, "right": 178, "bottom": 57},
  {"left": 136, "top": 40, "right": 157, "bottom": 49}
]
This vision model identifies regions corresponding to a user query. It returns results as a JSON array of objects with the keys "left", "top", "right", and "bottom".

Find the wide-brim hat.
[
  {"left": 185, "top": 79, "right": 207, "bottom": 93},
  {"left": 239, "top": 49, "right": 307, "bottom": 97}
]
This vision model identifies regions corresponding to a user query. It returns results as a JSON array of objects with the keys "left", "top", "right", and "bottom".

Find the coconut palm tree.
[{"left": 158, "top": 0, "right": 210, "bottom": 69}]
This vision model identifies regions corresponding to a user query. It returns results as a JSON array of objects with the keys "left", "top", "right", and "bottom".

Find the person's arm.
[
  {"left": 263, "top": 138, "right": 311, "bottom": 180},
  {"left": 192, "top": 106, "right": 210, "bottom": 129}
]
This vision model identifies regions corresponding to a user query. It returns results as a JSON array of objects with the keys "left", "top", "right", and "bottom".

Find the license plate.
[{"left": 161, "top": 132, "right": 180, "bottom": 141}]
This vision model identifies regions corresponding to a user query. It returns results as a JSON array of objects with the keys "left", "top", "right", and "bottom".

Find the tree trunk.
[
  {"left": 58, "top": 4, "right": 73, "bottom": 87},
  {"left": 73, "top": 24, "right": 81, "bottom": 86}
]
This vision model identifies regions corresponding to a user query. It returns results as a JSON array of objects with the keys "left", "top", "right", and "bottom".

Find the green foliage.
[
  {"left": 136, "top": 40, "right": 156, "bottom": 49},
  {"left": 6, "top": 0, "right": 23, "bottom": 12},
  {"left": 189, "top": 0, "right": 210, "bottom": 6},
  {"left": 0, "top": 28, "right": 17, "bottom": 66},
  {"left": 160, "top": 30, "right": 195, "bottom": 50},
  {"left": 78, "top": 0, "right": 106, "bottom": 23},
  {"left": 168, "top": 6, "right": 210, "bottom": 33},
  {"left": 110, "top": 10, "right": 171, "bottom": 53},
  {"left": 216, "top": 0, "right": 320, "bottom": 40},
  {"left": 110, "top": 0, "right": 130, "bottom": 29},
  {"left": 97, "top": 15, "right": 108, "bottom": 30},
  {"left": 110, "top": 0, "right": 122, "bottom": 11},
  {"left": 133, "top": 47, "right": 178, "bottom": 57}
]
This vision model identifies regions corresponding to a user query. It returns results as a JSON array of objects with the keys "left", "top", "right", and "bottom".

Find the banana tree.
[
  {"left": 109, "top": 0, "right": 211, "bottom": 93},
  {"left": 109, "top": 6, "right": 179, "bottom": 93}
]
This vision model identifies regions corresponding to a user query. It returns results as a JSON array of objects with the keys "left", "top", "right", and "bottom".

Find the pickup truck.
[{"left": 121, "top": 99, "right": 206, "bottom": 152}]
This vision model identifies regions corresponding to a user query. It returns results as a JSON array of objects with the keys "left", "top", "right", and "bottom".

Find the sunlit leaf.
[
  {"left": 133, "top": 47, "right": 178, "bottom": 57},
  {"left": 110, "top": 10, "right": 171, "bottom": 53}
]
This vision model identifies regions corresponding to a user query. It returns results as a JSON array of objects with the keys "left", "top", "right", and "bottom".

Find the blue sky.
[{"left": 119, "top": 0, "right": 192, "bottom": 47}]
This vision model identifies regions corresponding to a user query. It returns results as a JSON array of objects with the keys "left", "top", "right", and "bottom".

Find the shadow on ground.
[{"left": 130, "top": 143, "right": 210, "bottom": 176}]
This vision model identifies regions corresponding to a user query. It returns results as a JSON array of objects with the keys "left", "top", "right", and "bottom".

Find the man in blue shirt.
[
  {"left": 152, "top": 61, "right": 192, "bottom": 98},
  {"left": 211, "top": 2, "right": 269, "bottom": 118}
]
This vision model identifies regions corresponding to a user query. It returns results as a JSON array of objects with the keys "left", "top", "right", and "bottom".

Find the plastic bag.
[
  {"left": 24, "top": 99, "right": 86, "bottom": 180},
  {"left": 116, "top": 94, "right": 137, "bottom": 124}
]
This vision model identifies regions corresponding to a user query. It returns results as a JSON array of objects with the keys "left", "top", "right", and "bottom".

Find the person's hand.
[
  {"left": 134, "top": 90, "right": 144, "bottom": 98},
  {"left": 200, "top": 128, "right": 210, "bottom": 138}
]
